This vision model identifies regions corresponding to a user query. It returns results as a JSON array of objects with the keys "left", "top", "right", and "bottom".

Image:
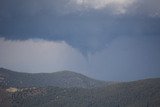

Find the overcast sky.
[{"left": 0, "top": 0, "right": 160, "bottom": 81}]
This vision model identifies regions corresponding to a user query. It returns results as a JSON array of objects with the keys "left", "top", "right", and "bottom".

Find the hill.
[
  {"left": 0, "top": 68, "right": 108, "bottom": 88},
  {"left": 0, "top": 68, "right": 160, "bottom": 107},
  {"left": 0, "top": 78, "right": 159, "bottom": 107}
]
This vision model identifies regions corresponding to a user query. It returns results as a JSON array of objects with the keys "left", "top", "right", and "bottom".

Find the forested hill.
[
  {"left": 0, "top": 68, "right": 109, "bottom": 88},
  {"left": 0, "top": 78, "right": 160, "bottom": 107},
  {"left": 0, "top": 68, "right": 160, "bottom": 107}
]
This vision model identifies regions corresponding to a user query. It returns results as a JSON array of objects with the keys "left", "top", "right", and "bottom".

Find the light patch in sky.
[
  {"left": 0, "top": 38, "right": 88, "bottom": 74},
  {"left": 70, "top": 0, "right": 135, "bottom": 14}
]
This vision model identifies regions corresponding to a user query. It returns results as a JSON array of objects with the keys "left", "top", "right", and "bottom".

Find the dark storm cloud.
[{"left": 0, "top": 0, "right": 160, "bottom": 54}]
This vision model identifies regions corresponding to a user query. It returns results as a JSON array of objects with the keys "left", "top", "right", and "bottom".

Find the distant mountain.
[
  {"left": 0, "top": 68, "right": 109, "bottom": 88},
  {"left": 1, "top": 78, "right": 160, "bottom": 107}
]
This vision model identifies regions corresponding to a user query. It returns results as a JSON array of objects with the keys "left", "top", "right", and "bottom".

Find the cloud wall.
[
  {"left": 0, "top": 36, "right": 160, "bottom": 81},
  {"left": 0, "top": 38, "right": 88, "bottom": 74}
]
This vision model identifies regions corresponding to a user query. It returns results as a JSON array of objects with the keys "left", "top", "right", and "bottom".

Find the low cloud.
[
  {"left": 0, "top": 36, "right": 160, "bottom": 81},
  {"left": 88, "top": 36, "right": 160, "bottom": 81},
  {"left": 0, "top": 38, "right": 88, "bottom": 74}
]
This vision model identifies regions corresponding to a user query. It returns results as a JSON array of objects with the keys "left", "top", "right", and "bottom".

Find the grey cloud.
[
  {"left": 88, "top": 36, "right": 160, "bottom": 81},
  {"left": 0, "top": 0, "right": 160, "bottom": 81},
  {"left": 0, "top": 38, "right": 88, "bottom": 74},
  {"left": 0, "top": 0, "right": 160, "bottom": 55},
  {"left": 0, "top": 36, "right": 160, "bottom": 81}
]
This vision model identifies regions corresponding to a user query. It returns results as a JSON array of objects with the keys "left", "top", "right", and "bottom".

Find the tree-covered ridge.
[
  {"left": 3, "top": 78, "right": 160, "bottom": 107},
  {"left": 0, "top": 68, "right": 108, "bottom": 88},
  {"left": 0, "top": 68, "right": 160, "bottom": 107}
]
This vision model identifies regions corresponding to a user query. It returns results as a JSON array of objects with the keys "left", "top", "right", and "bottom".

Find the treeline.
[{"left": 10, "top": 78, "right": 160, "bottom": 107}]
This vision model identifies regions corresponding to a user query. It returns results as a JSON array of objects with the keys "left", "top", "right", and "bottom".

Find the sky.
[{"left": 0, "top": 0, "right": 160, "bottom": 81}]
